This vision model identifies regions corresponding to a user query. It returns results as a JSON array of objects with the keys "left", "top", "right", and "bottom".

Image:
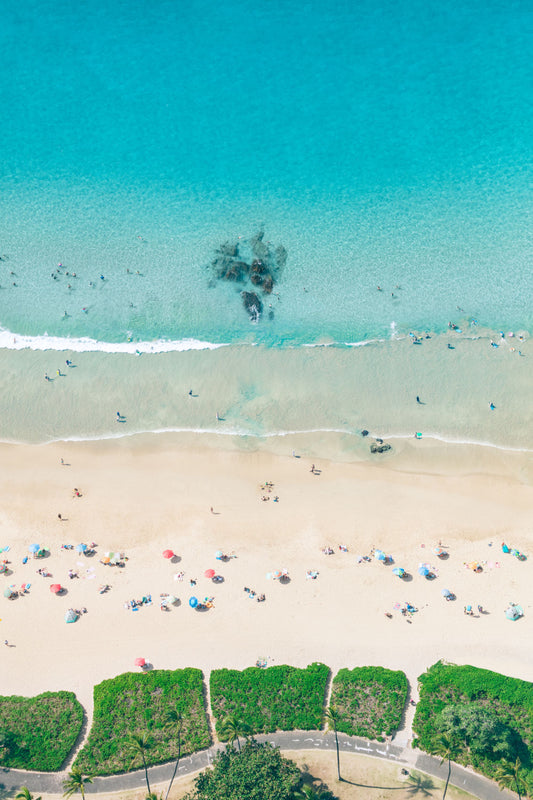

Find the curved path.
[{"left": 0, "top": 732, "right": 516, "bottom": 800}]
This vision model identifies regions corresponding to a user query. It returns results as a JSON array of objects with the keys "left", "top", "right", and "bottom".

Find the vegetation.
[
  {"left": 330, "top": 667, "right": 408, "bottom": 741},
  {"left": 74, "top": 669, "right": 210, "bottom": 776},
  {"left": 413, "top": 661, "right": 533, "bottom": 796},
  {"left": 324, "top": 707, "right": 342, "bottom": 782},
  {"left": 62, "top": 767, "right": 93, "bottom": 799},
  {"left": 0, "top": 691, "right": 83, "bottom": 771},
  {"left": 494, "top": 757, "right": 528, "bottom": 800},
  {"left": 182, "top": 740, "right": 301, "bottom": 800},
  {"left": 210, "top": 663, "right": 329, "bottom": 737},
  {"left": 15, "top": 789, "right": 42, "bottom": 800}
]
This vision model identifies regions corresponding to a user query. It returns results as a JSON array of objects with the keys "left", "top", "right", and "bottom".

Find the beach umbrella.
[
  {"left": 76, "top": 543, "right": 87, "bottom": 553},
  {"left": 442, "top": 588, "right": 452, "bottom": 598},
  {"left": 165, "top": 595, "right": 178, "bottom": 605},
  {"left": 28, "top": 543, "right": 40, "bottom": 554},
  {"left": 189, "top": 596, "right": 198, "bottom": 608},
  {"left": 3, "top": 586, "right": 14, "bottom": 598},
  {"left": 101, "top": 556, "right": 111, "bottom": 564},
  {"left": 418, "top": 566, "right": 429, "bottom": 576},
  {"left": 64, "top": 609, "right": 78, "bottom": 623},
  {"left": 433, "top": 547, "right": 445, "bottom": 557},
  {"left": 204, "top": 568, "right": 215, "bottom": 579},
  {"left": 215, "top": 550, "right": 224, "bottom": 560},
  {"left": 50, "top": 583, "right": 62, "bottom": 594},
  {"left": 505, "top": 605, "right": 523, "bottom": 620},
  {"left": 272, "top": 570, "right": 282, "bottom": 579},
  {"left": 162, "top": 549, "right": 174, "bottom": 559},
  {"left": 375, "top": 550, "right": 386, "bottom": 561},
  {"left": 0, "top": 563, "right": 7, "bottom": 574},
  {"left": 134, "top": 657, "right": 146, "bottom": 667},
  {"left": 392, "top": 567, "right": 405, "bottom": 578}
]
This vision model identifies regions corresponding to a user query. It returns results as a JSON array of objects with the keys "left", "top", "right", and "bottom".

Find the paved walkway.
[{"left": 0, "top": 732, "right": 517, "bottom": 799}]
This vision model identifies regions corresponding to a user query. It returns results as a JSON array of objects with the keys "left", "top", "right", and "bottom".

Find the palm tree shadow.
[{"left": 405, "top": 772, "right": 437, "bottom": 796}]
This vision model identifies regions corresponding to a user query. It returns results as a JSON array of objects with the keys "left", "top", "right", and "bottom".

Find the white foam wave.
[
  {"left": 9, "top": 426, "right": 530, "bottom": 455},
  {"left": 0, "top": 329, "right": 228, "bottom": 354}
]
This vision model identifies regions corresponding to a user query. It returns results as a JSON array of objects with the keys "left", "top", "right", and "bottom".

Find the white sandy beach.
[{"left": 1, "top": 434, "right": 532, "bottom": 723}]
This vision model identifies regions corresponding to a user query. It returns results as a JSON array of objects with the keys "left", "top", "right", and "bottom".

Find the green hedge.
[
  {"left": 331, "top": 667, "right": 408, "bottom": 741},
  {"left": 413, "top": 661, "right": 533, "bottom": 793},
  {"left": 0, "top": 691, "right": 83, "bottom": 771},
  {"left": 210, "top": 663, "right": 329, "bottom": 737},
  {"left": 74, "top": 669, "right": 210, "bottom": 776}
]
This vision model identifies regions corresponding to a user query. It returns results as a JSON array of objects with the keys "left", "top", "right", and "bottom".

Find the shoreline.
[{"left": 0, "top": 330, "right": 531, "bottom": 454}]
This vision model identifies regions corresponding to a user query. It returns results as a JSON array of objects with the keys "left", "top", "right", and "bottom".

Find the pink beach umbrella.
[
  {"left": 162, "top": 550, "right": 174, "bottom": 559},
  {"left": 134, "top": 657, "right": 146, "bottom": 667},
  {"left": 204, "top": 569, "right": 215, "bottom": 579},
  {"left": 50, "top": 584, "right": 62, "bottom": 594}
]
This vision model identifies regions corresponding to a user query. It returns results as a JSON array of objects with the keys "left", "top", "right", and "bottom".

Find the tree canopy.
[
  {"left": 438, "top": 704, "right": 515, "bottom": 760},
  {"left": 183, "top": 740, "right": 301, "bottom": 800}
]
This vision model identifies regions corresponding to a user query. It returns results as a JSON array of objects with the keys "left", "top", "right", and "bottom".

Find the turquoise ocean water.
[{"left": 0, "top": 0, "right": 531, "bottom": 446}]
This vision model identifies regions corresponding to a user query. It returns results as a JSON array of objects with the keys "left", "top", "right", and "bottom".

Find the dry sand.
[{"left": 1, "top": 434, "right": 532, "bottom": 723}]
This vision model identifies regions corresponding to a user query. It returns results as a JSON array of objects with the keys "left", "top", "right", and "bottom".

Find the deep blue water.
[{"left": 0, "top": 0, "right": 531, "bottom": 347}]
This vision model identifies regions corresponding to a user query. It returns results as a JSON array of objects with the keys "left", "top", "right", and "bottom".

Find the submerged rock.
[
  {"left": 242, "top": 291, "right": 263, "bottom": 322},
  {"left": 208, "top": 230, "right": 286, "bottom": 322},
  {"left": 370, "top": 442, "right": 392, "bottom": 454}
]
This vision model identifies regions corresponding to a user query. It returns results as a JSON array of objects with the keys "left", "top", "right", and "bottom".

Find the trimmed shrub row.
[
  {"left": 210, "top": 662, "right": 329, "bottom": 737},
  {"left": 74, "top": 668, "right": 210, "bottom": 776},
  {"left": 331, "top": 667, "right": 409, "bottom": 741},
  {"left": 0, "top": 691, "right": 83, "bottom": 771},
  {"left": 0, "top": 664, "right": 409, "bottom": 775}
]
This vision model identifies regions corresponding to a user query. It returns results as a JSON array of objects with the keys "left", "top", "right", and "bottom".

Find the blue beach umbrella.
[
  {"left": 76, "top": 543, "right": 87, "bottom": 553},
  {"left": 441, "top": 588, "right": 452, "bottom": 598},
  {"left": 215, "top": 550, "right": 223, "bottom": 560},
  {"left": 64, "top": 609, "right": 78, "bottom": 623},
  {"left": 392, "top": 567, "right": 405, "bottom": 578},
  {"left": 189, "top": 596, "right": 198, "bottom": 609},
  {"left": 375, "top": 550, "right": 386, "bottom": 561},
  {"left": 29, "top": 543, "right": 40, "bottom": 554},
  {"left": 418, "top": 566, "right": 429, "bottom": 576}
]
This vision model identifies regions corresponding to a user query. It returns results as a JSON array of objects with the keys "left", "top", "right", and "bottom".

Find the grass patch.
[
  {"left": 210, "top": 662, "right": 329, "bottom": 737},
  {"left": 0, "top": 691, "right": 83, "bottom": 771},
  {"left": 413, "top": 661, "right": 533, "bottom": 794},
  {"left": 331, "top": 667, "right": 408, "bottom": 741},
  {"left": 74, "top": 669, "right": 210, "bottom": 776}
]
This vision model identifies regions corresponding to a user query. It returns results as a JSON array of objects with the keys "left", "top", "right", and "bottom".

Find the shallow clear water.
[
  {"left": 0, "top": 0, "right": 531, "bottom": 449},
  {"left": 0, "top": 0, "right": 531, "bottom": 349}
]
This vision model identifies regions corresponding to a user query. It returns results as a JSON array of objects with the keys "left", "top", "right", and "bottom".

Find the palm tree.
[
  {"left": 164, "top": 708, "right": 183, "bottom": 800},
  {"left": 15, "top": 789, "right": 42, "bottom": 800},
  {"left": 494, "top": 757, "right": 527, "bottom": 800},
  {"left": 324, "top": 707, "right": 342, "bottom": 782},
  {"left": 218, "top": 714, "right": 251, "bottom": 751},
  {"left": 128, "top": 732, "right": 153, "bottom": 796},
  {"left": 433, "top": 732, "right": 458, "bottom": 800},
  {"left": 62, "top": 767, "right": 93, "bottom": 799}
]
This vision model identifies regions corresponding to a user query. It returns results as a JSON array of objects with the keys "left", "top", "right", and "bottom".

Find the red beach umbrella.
[
  {"left": 50, "top": 584, "right": 62, "bottom": 594},
  {"left": 134, "top": 657, "right": 146, "bottom": 667},
  {"left": 204, "top": 569, "right": 215, "bottom": 579},
  {"left": 162, "top": 550, "right": 174, "bottom": 559}
]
